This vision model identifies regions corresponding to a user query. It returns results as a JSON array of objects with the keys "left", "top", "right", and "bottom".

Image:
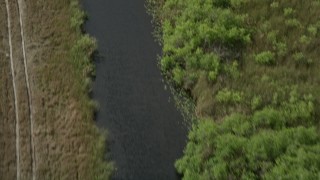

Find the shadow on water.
[{"left": 81, "top": 0, "right": 188, "bottom": 179}]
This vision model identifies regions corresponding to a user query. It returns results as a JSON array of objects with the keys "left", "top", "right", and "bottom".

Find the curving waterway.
[{"left": 82, "top": 0, "right": 188, "bottom": 179}]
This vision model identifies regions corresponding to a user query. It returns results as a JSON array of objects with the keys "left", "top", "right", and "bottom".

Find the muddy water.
[{"left": 82, "top": 0, "right": 187, "bottom": 179}]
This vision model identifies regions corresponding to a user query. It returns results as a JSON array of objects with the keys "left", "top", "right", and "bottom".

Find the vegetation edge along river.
[
  {"left": 148, "top": 0, "right": 320, "bottom": 179},
  {"left": 1, "top": 0, "right": 113, "bottom": 179}
]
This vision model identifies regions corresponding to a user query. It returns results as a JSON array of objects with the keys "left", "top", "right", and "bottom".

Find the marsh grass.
[
  {"left": 0, "top": 2, "right": 17, "bottom": 177},
  {"left": 16, "top": 0, "right": 114, "bottom": 179}
]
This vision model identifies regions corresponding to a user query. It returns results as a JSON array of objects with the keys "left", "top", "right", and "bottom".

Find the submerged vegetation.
[{"left": 148, "top": 0, "right": 320, "bottom": 179}]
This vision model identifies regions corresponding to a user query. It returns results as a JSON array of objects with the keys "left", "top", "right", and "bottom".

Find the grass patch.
[
  {"left": 18, "top": 0, "right": 113, "bottom": 178},
  {"left": 69, "top": 1, "right": 114, "bottom": 179}
]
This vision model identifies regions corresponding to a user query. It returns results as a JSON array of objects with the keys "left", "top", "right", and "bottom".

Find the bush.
[
  {"left": 283, "top": 7, "right": 294, "bottom": 17},
  {"left": 70, "top": 1, "right": 85, "bottom": 30},
  {"left": 173, "top": 67, "right": 185, "bottom": 85},
  {"left": 254, "top": 51, "right": 275, "bottom": 65},
  {"left": 292, "top": 52, "right": 309, "bottom": 64},
  {"left": 224, "top": 61, "right": 240, "bottom": 79},
  {"left": 285, "top": 18, "right": 301, "bottom": 28},
  {"left": 299, "top": 35, "right": 311, "bottom": 45},
  {"left": 307, "top": 25, "right": 317, "bottom": 36},
  {"left": 176, "top": 117, "right": 320, "bottom": 180},
  {"left": 160, "top": 0, "right": 250, "bottom": 88},
  {"left": 251, "top": 95, "right": 262, "bottom": 110},
  {"left": 270, "top": 2, "right": 279, "bottom": 8},
  {"left": 274, "top": 42, "right": 287, "bottom": 57},
  {"left": 215, "top": 88, "right": 243, "bottom": 104},
  {"left": 252, "top": 108, "right": 285, "bottom": 130}
]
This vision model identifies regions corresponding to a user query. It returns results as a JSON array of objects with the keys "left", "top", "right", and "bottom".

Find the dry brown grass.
[
  {"left": 0, "top": 2, "right": 17, "bottom": 179},
  {"left": 0, "top": 0, "right": 112, "bottom": 179},
  {"left": 23, "top": 0, "right": 112, "bottom": 179},
  {"left": 1, "top": 0, "right": 34, "bottom": 179}
]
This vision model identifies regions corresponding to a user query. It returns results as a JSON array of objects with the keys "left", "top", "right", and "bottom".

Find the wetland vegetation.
[{"left": 148, "top": 0, "right": 320, "bottom": 179}]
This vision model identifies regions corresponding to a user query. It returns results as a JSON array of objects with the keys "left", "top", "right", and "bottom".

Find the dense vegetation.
[
  {"left": 148, "top": 0, "right": 320, "bottom": 179},
  {"left": 21, "top": 0, "right": 113, "bottom": 178},
  {"left": 70, "top": 1, "right": 114, "bottom": 178}
]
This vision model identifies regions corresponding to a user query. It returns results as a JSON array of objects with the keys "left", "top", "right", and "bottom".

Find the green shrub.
[
  {"left": 293, "top": 52, "right": 306, "bottom": 64},
  {"left": 71, "top": 35, "right": 97, "bottom": 79},
  {"left": 152, "top": 0, "right": 320, "bottom": 179},
  {"left": 70, "top": 1, "right": 85, "bottom": 30},
  {"left": 255, "top": 51, "right": 275, "bottom": 65},
  {"left": 161, "top": 56, "right": 175, "bottom": 71},
  {"left": 251, "top": 95, "right": 262, "bottom": 110},
  {"left": 159, "top": 0, "right": 250, "bottom": 89},
  {"left": 299, "top": 35, "right": 311, "bottom": 45},
  {"left": 285, "top": 18, "right": 301, "bottom": 28},
  {"left": 252, "top": 108, "right": 285, "bottom": 130},
  {"left": 215, "top": 88, "right": 243, "bottom": 104},
  {"left": 270, "top": 2, "right": 279, "bottom": 8},
  {"left": 274, "top": 42, "right": 287, "bottom": 57},
  {"left": 176, "top": 119, "right": 320, "bottom": 180},
  {"left": 173, "top": 67, "right": 185, "bottom": 86},
  {"left": 224, "top": 61, "right": 240, "bottom": 79},
  {"left": 307, "top": 25, "right": 317, "bottom": 36},
  {"left": 283, "top": 7, "right": 294, "bottom": 17},
  {"left": 267, "top": 31, "right": 278, "bottom": 44}
]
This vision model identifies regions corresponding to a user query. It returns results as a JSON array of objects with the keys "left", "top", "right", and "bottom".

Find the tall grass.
[{"left": 70, "top": 1, "right": 114, "bottom": 179}]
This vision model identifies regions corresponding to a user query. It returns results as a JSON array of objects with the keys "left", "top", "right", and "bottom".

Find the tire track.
[
  {"left": 5, "top": 0, "right": 36, "bottom": 179},
  {"left": 16, "top": 0, "right": 36, "bottom": 179},
  {"left": 4, "top": 0, "right": 21, "bottom": 179}
]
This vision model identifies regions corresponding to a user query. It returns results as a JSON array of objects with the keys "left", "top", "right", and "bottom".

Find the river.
[{"left": 81, "top": 0, "right": 187, "bottom": 179}]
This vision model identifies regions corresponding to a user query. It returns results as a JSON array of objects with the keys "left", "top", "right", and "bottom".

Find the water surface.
[{"left": 82, "top": 0, "right": 187, "bottom": 179}]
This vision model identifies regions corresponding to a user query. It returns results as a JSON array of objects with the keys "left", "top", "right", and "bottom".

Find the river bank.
[{"left": 0, "top": 0, "right": 112, "bottom": 179}]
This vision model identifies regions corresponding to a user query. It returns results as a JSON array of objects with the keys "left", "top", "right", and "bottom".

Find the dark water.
[{"left": 82, "top": 0, "right": 188, "bottom": 179}]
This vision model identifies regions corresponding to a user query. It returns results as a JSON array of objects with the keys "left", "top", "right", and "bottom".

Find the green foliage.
[
  {"left": 215, "top": 88, "right": 243, "bottom": 104},
  {"left": 293, "top": 52, "right": 305, "bottom": 64},
  {"left": 223, "top": 60, "right": 240, "bottom": 79},
  {"left": 70, "top": 1, "right": 85, "bottom": 30},
  {"left": 71, "top": 35, "right": 97, "bottom": 84},
  {"left": 307, "top": 25, "right": 317, "bottom": 36},
  {"left": 149, "top": 0, "right": 320, "bottom": 179},
  {"left": 69, "top": 1, "right": 113, "bottom": 178},
  {"left": 176, "top": 116, "right": 320, "bottom": 179},
  {"left": 160, "top": 0, "right": 250, "bottom": 88},
  {"left": 285, "top": 18, "right": 301, "bottom": 28},
  {"left": 274, "top": 42, "right": 287, "bottom": 57},
  {"left": 270, "top": 2, "right": 279, "bottom": 8},
  {"left": 254, "top": 51, "right": 275, "bottom": 65},
  {"left": 252, "top": 108, "right": 285, "bottom": 130},
  {"left": 283, "top": 7, "right": 294, "bottom": 17},
  {"left": 251, "top": 95, "right": 262, "bottom": 110},
  {"left": 299, "top": 35, "right": 311, "bottom": 45},
  {"left": 265, "top": 144, "right": 320, "bottom": 180},
  {"left": 173, "top": 67, "right": 184, "bottom": 85}
]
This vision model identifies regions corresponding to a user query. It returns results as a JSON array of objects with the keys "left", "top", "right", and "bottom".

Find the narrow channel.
[{"left": 82, "top": 0, "right": 188, "bottom": 179}]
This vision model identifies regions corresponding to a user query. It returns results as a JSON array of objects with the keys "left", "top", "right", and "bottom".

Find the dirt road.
[
  {"left": 3, "top": 0, "right": 35, "bottom": 179},
  {"left": 1, "top": 0, "right": 113, "bottom": 179}
]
